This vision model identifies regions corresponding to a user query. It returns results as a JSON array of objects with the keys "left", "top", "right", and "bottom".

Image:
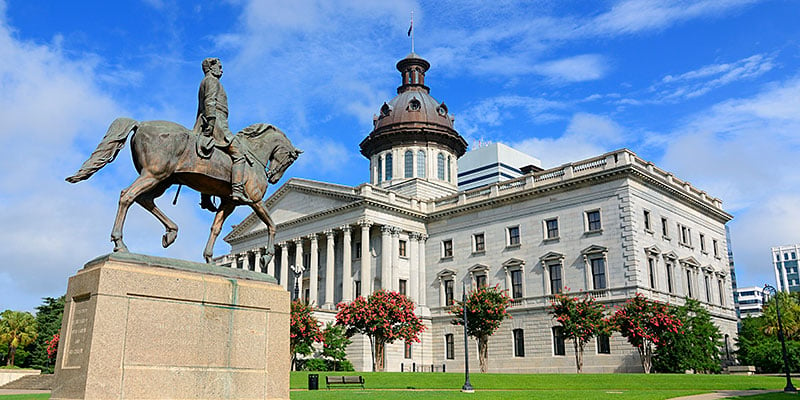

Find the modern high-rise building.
[
  {"left": 216, "top": 52, "right": 737, "bottom": 373},
  {"left": 772, "top": 244, "right": 800, "bottom": 292},
  {"left": 735, "top": 286, "right": 765, "bottom": 318},
  {"left": 457, "top": 142, "right": 542, "bottom": 191}
]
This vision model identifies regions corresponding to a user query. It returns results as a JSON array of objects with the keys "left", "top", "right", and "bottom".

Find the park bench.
[{"left": 325, "top": 375, "right": 365, "bottom": 389}]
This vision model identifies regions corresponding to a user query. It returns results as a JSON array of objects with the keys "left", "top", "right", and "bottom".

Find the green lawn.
[{"left": 0, "top": 373, "right": 788, "bottom": 400}]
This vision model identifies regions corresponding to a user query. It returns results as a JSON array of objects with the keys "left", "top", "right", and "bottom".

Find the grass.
[{"left": 0, "top": 373, "right": 788, "bottom": 400}]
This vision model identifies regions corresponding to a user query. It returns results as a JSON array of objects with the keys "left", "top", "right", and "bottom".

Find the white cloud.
[
  {"left": 455, "top": 95, "right": 566, "bottom": 144},
  {"left": 657, "top": 76, "right": 800, "bottom": 287},
  {"left": 534, "top": 54, "right": 608, "bottom": 82},
  {"left": 655, "top": 54, "right": 775, "bottom": 100},
  {"left": 511, "top": 113, "right": 626, "bottom": 167}
]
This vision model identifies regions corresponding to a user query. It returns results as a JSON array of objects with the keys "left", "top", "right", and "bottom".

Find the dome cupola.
[{"left": 360, "top": 53, "right": 467, "bottom": 198}]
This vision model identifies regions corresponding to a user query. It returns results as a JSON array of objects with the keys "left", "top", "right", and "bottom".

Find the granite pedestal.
[{"left": 51, "top": 252, "right": 290, "bottom": 400}]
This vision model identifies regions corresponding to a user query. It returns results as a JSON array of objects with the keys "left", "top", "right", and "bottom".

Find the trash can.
[{"left": 308, "top": 374, "right": 319, "bottom": 390}]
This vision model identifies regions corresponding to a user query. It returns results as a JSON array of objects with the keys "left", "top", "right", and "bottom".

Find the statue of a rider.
[{"left": 195, "top": 57, "right": 249, "bottom": 210}]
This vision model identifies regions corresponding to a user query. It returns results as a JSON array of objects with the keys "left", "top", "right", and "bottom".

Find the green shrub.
[{"left": 304, "top": 358, "right": 327, "bottom": 371}]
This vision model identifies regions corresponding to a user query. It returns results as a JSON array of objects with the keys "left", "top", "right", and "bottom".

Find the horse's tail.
[{"left": 65, "top": 117, "right": 138, "bottom": 183}]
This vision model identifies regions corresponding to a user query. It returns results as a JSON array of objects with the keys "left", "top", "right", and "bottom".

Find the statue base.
[{"left": 51, "top": 252, "right": 289, "bottom": 400}]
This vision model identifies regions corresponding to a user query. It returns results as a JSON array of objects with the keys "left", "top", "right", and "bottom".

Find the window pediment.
[
  {"left": 502, "top": 258, "right": 526, "bottom": 269},
  {"left": 437, "top": 268, "right": 456, "bottom": 278},
  {"left": 680, "top": 256, "right": 700, "bottom": 267},
  {"left": 662, "top": 251, "right": 678, "bottom": 260},
  {"left": 540, "top": 251, "right": 565, "bottom": 262},
  {"left": 468, "top": 264, "right": 490, "bottom": 273},
  {"left": 581, "top": 245, "right": 608, "bottom": 255},
  {"left": 644, "top": 245, "right": 662, "bottom": 255}
]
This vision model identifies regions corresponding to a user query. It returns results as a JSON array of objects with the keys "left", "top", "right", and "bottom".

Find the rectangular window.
[
  {"left": 597, "top": 334, "right": 611, "bottom": 354},
  {"left": 586, "top": 210, "right": 602, "bottom": 231},
  {"left": 473, "top": 233, "right": 485, "bottom": 253},
  {"left": 552, "top": 327, "right": 566, "bottom": 356},
  {"left": 679, "top": 224, "right": 691, "bottom": 246},
  {"left": 648, "top": 258, "right": 656, "bottom": 289},
  {"left": 549, "top": 264, "right": 562, "bottom": 294},
  {"left": 546, "top": 218, "right": 559, "bottom": 239},
  {"left": 355, "top": 281, "right": 361, "bottom": 298},
  {"left": 404, "top": 341, "right": 413, "bottom": 359},
  {"left": 718, "top": 279, "right": 725, "bottom": 306},
  {"left": 644, "top": 210, "right": 652, "bottom": 231},
  {"left": 399, "top": 240, "right": 407, "bottom": 257},
  {"left": 445, "top": 334, "right": 455, "bottom": 360},
  {"left": 666, "top": 262, "right": 674, "bottom": 293},
  {"left": 705, "top": 275, "right": 711, "bottom": 302},
  {"left": 442, "top": 239, "right": 453, "bottom": 258},
  {"left": 686, "top": 270, "right": 693, "bottom": 298},
  {"left": 475, "top": 274, "right": 487, "bottom": 289},
  {"left": 713, "top": 240, "right": 719, "bottom": 257},
  {"left": 513, "top": 329, "right": 525, "bottom": 357},
  {"left": 699, "top": 234, "right": 706, "bottom": 252},
  {"left": 355, "top": 242, "right": 362, "bottom": 259},
  {"left": 511, "top": 269, "right": 523, "bottom": 299},
  {"left": 445, "top": 279, "right": 454, "bottom": 306},
  {"left": 399, "top": 279, "right": 407, "bottom": 296},
  {"left": 661, "top": 217, "right": 669, "bottom": 237},
  {"left": 507, "top": 226, "right": 520, "bottom": 246},
  {"left": 591, "top": 258, "right": 607, "bottom": 290}
]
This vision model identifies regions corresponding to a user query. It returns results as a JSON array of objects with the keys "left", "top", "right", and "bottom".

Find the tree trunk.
[
  {"left": 8, "top": 345, "right": 16, "bottom": 367},
  {"left": 374, "top": 339, "right": 386, "bottom": 372},
  {"left": 638, "top": 342, "right": 653, "bottom": 374},
  {"left": 478, "top": 336, "right": 489, "bottom": 373},
  {"left": 574, "top": 340, "right": 584, "bottom": 373}
]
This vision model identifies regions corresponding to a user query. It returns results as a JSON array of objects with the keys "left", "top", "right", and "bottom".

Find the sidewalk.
[
  {"left": 670, "top": 390, "right": 782, "bottom": 399},
  {"left": 0, "top": 389, "right": 50, "bottom": 395}
]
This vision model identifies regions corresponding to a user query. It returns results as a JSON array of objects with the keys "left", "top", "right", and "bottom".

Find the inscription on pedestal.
[{"left": 62, "top": 295, "right": 92, "bottom": 369}]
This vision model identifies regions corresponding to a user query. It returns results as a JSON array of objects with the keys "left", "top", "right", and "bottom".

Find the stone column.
[
  {"left": 381, "top": 225, "right": 393, "bottom": 290},
  {"left": 279, "top": 242, "right": 289, "bottom": 290},
  {"left": 324, "top": 230, "right": 335, "bottom": 308},
  {"left": 308, "top": 234, "right": 319, "bottom": 306},
  {"left": 418, "top": 234, "right": 427, "bottom": 305},
  {"left": 408, "top": 233, "right": 420, "bottom": 302},
  {"left": 360, "top": 220, "right": 373, "bottom": 296},
  {"left": 439, "top": 277, "right": 446, "bottom": 307},
  {"left": 342, "top": 225, "right": 353, "bottom": 303},
  {"left": 294, "top": 238, "right": 304, "bottom": 300},
  {"left": 242, "top": 253, "right": 251, "bottom": 270},
  {"left": 254, "top": 248, "right": 262, "bottom": 272},
  {"left": 582, "top": 255, "right": 591, "bottom": 290},
  {"left": 391, "top": 228, "right": 400, "bottom": 291}
]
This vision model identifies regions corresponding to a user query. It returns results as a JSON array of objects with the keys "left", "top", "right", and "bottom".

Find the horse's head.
[{"left": 267, "top": 145, "right": 302, "bottom": 184}]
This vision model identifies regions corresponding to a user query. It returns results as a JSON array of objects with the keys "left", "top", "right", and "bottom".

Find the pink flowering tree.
[
  {"left": 449, "top": 285, "right": 512, "bottom": 373},
  {"left": 549, "top": 291, "right": 610, "bottom": 373},
  {"left": 335, "top": 290, "right": 425, "bottom": 372},
  {"left": 46, "top": 332, "right": 60, "bottom": 360},
  {"left": 290, "top": 300, "right": 323, "bottom": 370},
  {"left": 611, "top": 293, "right": 683, "bottom": 373}
]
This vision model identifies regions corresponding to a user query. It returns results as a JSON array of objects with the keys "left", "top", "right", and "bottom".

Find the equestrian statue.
[{"left": 66, "top": 57, "right": 301, "bottom": 265}]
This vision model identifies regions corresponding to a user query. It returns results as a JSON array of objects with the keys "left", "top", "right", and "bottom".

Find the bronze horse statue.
[{"left": 66, "top": 117, "right": 301, "bottom": 264}]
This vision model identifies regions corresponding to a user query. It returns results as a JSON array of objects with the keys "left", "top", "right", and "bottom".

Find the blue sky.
[{"left": 1, "top": 0, "right": 799, "bottom": 311}]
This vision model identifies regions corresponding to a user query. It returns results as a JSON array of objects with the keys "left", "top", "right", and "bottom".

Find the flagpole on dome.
[{"left": 408, "top": 11, "right": 414, "bottom": 53}]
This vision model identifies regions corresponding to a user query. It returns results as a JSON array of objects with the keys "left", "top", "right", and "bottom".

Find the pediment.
[
  {"left": 502, "top": 258, "right": 526, "bottom": 268},
  {"left": 540, "top": 251, "right": 565, "bottom": 262},
  {"left": 437, "top": 268, "right": 456, "bottom": 278},
  {"left": 581, "top": 245, "right": 608, "bottom": 255},
  {"left": 662, "top": 251, "right": 678, "bottom": 260},
  {"left": 644, "top": 245, "right": 662, "bottom": 255},
  {"left": 468, "top": 264, "right": 490, "bottom": 273},
  {"left": 224, "top": 178, "right": 361, "bottom": 242},
  {"left": 679, "top": 256, "right": 701, "bottom": 267}
]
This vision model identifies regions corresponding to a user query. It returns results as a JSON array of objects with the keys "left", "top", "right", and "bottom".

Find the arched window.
[
  {"left": 447, "top": 156, "right": 452, "bottom": 182},
  {"left": 404, "top": 150, "right": 413, "bottom": 178},
  {"left": 385, "top": 153, "right": 393, "bottom": 181},
  {"left": 417, "top": 150, "right": 426, "bottom": 178},
  {"left": 437, "top": 153, "right": 445, "bottom": 180},
  {"left": 377, "top": 156, "right": 382, "bottom": 183}
]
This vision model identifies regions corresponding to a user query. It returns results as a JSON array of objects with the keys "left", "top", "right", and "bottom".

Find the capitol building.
[{"left": 217, "top": 53, "right": 737, "bottom": 373}]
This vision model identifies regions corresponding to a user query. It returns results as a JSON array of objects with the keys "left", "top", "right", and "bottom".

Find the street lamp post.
[
  {"left": 461, "top": 282, "right": 474, "bottom": 393},
  {"left": 763, "top": 284, "right": 797, "bottom": 393},
  {"left": 291, "top": 264, "right": 305, "bottom": 302}
]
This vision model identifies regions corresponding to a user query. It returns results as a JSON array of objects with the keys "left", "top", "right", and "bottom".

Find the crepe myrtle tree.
[
  {"left": 290, "top": 300, "right": 322, "bottom": 371},
  {"left": 449, "top": 285, "right": 512, "bottom": 373},
  {"left": 611, "top": 293, "right": 683, "bottom": 373},
  {"left": 335, "top": 290, "right": 425, "bottom": 372},
  {"left": 549, "top": 290, "right": 611, "bottom": 373}
]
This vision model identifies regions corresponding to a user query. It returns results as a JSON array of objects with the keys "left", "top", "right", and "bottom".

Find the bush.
[
  {"left": 304, "top": 358, "right": 327, "bottom": 371},
  {"left": 333, "top": 360, "right": 354, "bottom": 371}
]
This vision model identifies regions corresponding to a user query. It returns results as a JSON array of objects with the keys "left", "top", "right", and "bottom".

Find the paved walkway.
[
  {"left": 0, "top": 388, "right": 50, "bottom": 395},
  {"left": 669, "top": 390, "right": 781, "bottom": 399}
]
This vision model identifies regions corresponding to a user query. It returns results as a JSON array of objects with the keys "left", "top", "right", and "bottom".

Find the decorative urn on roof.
[{"left": 360, "top": 53, "right": 467, "bottom": 197}]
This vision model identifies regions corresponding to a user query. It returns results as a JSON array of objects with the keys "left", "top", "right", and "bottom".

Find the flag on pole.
[{"left": 408, "top": 12, "right": 413, "bottom": 36}]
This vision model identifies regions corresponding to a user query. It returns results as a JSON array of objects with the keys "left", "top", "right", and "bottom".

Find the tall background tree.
[
  {"left": 549, "top": 292, "right": 610, "bottom": 373},
  {"left": 449, "top": 285, "right": 511, "bottom": 373},
  {"left": 321, "top": 322, "right": 352, "bottom": 371},
  {"left": 653, "top": 298, "right": 723, "bottom": 373},
  {"left": 737, "top": 293, "right": 800, "bottom": 373},
  {"left": 0, "top": 310, "right": 38, "bottom": 367},
  {"left": 611, "top": 294, "right": 682, "bottom": 373},
  {"left": 335, "top": 290, "right": 425, "bottom": 371},
  {"left": 29, "top": 296, "right": 65, "bottom": 373},
  {"left": 290, "top": 300, "right": 322, "bottom": 371}
]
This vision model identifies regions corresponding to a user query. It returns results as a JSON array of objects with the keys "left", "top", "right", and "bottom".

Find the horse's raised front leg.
[
  {"left": 249, "top": 201, "right": 276, "bottom": 266},
  {"left": 204, "top": 201, "right": 236, "bottom": 263},
  {"left": 111, "top": 174, "right": 163, "bottom": 252},
  {"left": 136, "top": 182, "right": 179, "bottom": 248}
]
